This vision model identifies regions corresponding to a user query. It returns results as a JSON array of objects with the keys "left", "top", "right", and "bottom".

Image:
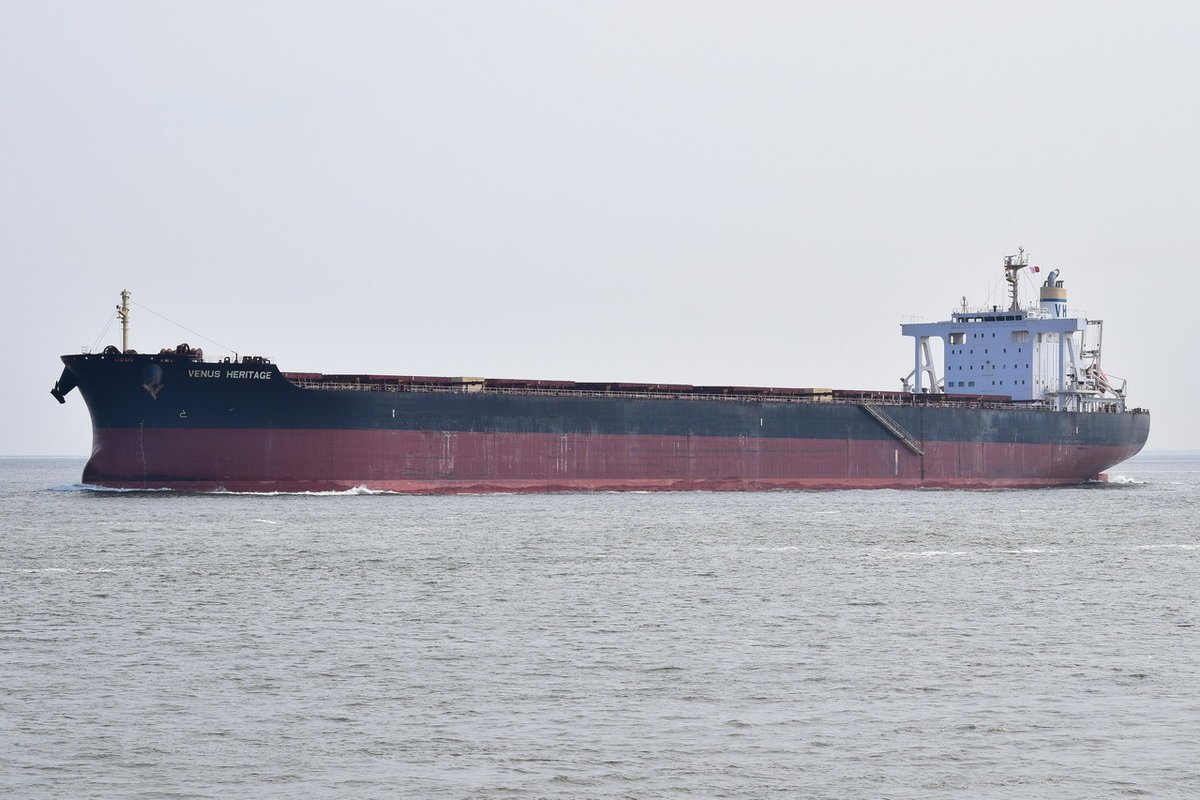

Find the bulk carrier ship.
[{"left": 51, "top": 250, "right": 1149, "bottom": 492}]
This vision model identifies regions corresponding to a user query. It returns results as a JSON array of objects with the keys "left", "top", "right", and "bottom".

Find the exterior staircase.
[{"left": 859, "top": 403, "right": 925, "bottom": 456}]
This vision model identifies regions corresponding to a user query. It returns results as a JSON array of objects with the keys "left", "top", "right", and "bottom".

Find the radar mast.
[{"left": 1003, "top": 248, "right": 1028, "bottom": 312}]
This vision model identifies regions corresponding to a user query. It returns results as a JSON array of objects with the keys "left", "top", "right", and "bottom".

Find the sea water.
[{"left": 2, "top": 455, "right": 1197, "bottom": 798}]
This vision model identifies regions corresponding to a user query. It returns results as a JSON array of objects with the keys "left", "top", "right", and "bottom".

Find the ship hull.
[{"left": 58, "top": 354, "right": 1151, "bottom": 492}]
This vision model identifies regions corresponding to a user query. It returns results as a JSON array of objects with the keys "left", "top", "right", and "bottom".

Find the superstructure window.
[{"left": 950, "top": 332, "right": 965, "bottom": 345}]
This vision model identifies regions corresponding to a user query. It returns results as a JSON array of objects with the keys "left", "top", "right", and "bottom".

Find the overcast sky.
[{"left": 4, "top": 1, "right": 1197, "bottom": 456}]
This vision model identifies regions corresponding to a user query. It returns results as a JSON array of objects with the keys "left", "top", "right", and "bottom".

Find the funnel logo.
[{"left": 142, "top": 364, "right": 165, "bottom": 400}]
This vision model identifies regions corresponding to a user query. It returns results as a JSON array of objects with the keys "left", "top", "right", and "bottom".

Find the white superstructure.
[{"left": 901, "top": 248, "right": 1125, "bottom": 411}]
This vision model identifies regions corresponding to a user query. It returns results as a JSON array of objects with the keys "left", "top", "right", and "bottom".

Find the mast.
[
  {"left": 1003, "top": 247, "right": 1028, "bottom": 312},
  {"left": 117, "top": 290, "right": 130, "bottom": 353}
]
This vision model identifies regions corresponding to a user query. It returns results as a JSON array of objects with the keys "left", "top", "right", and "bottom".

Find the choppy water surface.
[{"left": 3, "top": 455, "right": 1198, "bottom": 798}]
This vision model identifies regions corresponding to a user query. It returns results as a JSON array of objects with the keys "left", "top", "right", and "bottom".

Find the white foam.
[
  {"left": 212, "top": 485, "right": 398, "bottom": 496},
  {"left": 1103, "top": 474, "right": 1146, "bottom": 485},
  {"left": 50, "top": 483, "right": 172, "bottom": 493}
]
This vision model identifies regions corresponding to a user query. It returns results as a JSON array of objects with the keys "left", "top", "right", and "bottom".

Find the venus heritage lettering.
[{"left": 187, "top": 369, "right": 271, "bottom": 380}]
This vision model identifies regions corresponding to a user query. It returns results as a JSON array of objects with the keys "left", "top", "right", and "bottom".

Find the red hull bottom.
[
  {"left": 85, "top": 476, "right": 1111, "bottom": 493},
  {"left": 81, "top": 428, "right": 1133, "bottom": 493}
]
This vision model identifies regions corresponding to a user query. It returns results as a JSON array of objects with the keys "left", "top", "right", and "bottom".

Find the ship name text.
[{"left": 188, "top": 369, "right": 272, "bottom": 380}]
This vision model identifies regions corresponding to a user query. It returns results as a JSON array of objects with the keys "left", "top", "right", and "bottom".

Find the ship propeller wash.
[{"left": 51, "top": 251, "right": 1149, "bottom": 492}]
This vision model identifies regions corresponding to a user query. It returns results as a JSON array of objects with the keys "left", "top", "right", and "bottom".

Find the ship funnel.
[{"left": 1039, "top": 269, "right": 1067, "bottom": 318}]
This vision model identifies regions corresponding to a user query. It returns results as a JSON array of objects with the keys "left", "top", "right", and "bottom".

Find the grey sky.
[{"left": 4, "top": 1, "right": 1196, "bottom": 456}]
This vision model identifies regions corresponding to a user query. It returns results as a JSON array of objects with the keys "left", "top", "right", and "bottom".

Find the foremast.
[{"left": 117, "top": 289, "right": 131, "bottom": 353}]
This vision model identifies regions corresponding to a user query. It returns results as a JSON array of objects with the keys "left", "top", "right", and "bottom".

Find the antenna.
[
  {"left": 117, "top": 290, "right": 130, "bottom": 352},
  {"left": 1002, "top": 247, "right": 1028, "bottom": 312}
]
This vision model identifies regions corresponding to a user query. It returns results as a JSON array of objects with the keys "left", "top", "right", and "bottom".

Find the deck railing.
[{"left": 280, "top": 375, "right": 1060, "bottom": 412}]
